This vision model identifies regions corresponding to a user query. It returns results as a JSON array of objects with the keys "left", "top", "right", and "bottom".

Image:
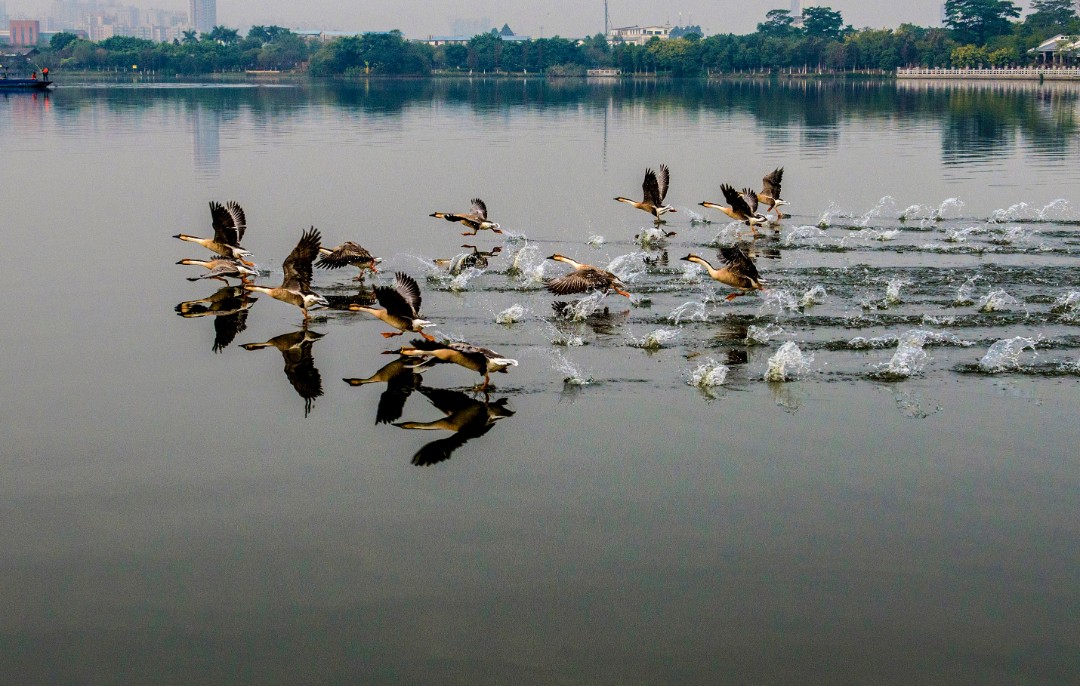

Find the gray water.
[{"left": 2, "top": 78, "right": 1078, "bottom": 684}]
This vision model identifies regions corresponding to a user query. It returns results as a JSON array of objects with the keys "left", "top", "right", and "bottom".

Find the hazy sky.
[{"left": 12, "top": 0, "right": 1039, "bottom": 36}]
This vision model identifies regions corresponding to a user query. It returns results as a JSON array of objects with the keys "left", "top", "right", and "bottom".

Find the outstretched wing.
[
  {"left": 718, "top": 246, "right": 761, "bottom": 282},
  {"left": 282, "top": 227, "right": 321, "bottom": 292},
  {"left": 212, "top": 309, "right": 248, "bottom": 353},
  {"left": 470, "top": 198, "right": 488, "bottom": 221},
  {"left": 225, "top": 201, "right": 247, "bottom": 243},
  {"left": 761, "top": 167, "right": 783, "bottom": 199},
  {"left": 281, "top": 343, "right": 323, "bottom": 418},
  {"left": 316, "top": 242, "right": 372, "bottom": 269},
  {"left": 642, "top": 168, "right": 661, "bottom": 206},
  {"left": 657, "top": 164, "right": 670, "bottom": 203},
  {"left": 546, "top": 268, "right": 613, "bottom": 295},
  {"left": 721, "top": 184, "right": 753, "bottom": 217},
  {"left": 741, "top": 187, "right": 760, "bottom": 213},
  {"left": 393, "top": 272, "right": 422, "bottom": 316},
  {"left": 209, "top": 201, "right": 240, "bottom": 247}
]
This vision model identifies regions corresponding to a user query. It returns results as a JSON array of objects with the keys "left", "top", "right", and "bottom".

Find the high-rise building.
[{"left": 189, "top": 0, "right": 215, "bottom": 34}]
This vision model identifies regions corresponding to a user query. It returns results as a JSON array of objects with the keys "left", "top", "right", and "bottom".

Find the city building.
[
  {"left": 8, "top": 19, "right": 39, "bottom": 46},
  {"left": 189, "top": 0, "right": 215, "bottom": 35},
  {"left": 607, "top": 25, "right": 671, "bottom": 45}
]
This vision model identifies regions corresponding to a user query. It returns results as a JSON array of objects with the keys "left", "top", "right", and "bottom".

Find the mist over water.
[{"left": 2, "top": 78, "right": 1079, "bottom": 685}]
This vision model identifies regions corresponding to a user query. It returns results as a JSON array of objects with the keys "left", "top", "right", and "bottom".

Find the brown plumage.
[
  {"left": 391, "top": 338, "right": 518, "bottom": 391},
  {"left": 430, "top": 198, "right": 502, "bottom": 235},
  {"left": 243, "top": 227, "right": 328, "bottom": 320},
  {"left": 173, "top": 201, "right": 253, "bottom": 265},
  {"left": 681, "top": 246, "right": 764, "bottom": 300},
  {"left": 349, "top": 272, "right": 435, "bottom": 340},
  {"left": 316, "top": 241, "right": 381, "bottom": 279},
  {"left": 699, "top": 184, "right": 769, "bottom": 231},
  {"left": 614, "top": 164, "right": 676, "bottom": 225},
  {"left": 757, "top": 167, "right": 787, "bottom": 220},
  {"left": 545, "top": 254, "right": 631, "bottom": 298}
]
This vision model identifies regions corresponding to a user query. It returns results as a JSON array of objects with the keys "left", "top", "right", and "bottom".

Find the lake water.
[{"left": 2, "top": 78, "right": 1079, "bottom": 684}]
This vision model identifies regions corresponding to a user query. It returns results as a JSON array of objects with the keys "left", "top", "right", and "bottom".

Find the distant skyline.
[{"left": 7, "top": 0, "right": 1042, "bottom": 37}]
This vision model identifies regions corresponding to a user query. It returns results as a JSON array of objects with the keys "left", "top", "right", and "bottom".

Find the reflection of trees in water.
[{"left": 50, "top": 79, "right": 1080, "bottom": 163}]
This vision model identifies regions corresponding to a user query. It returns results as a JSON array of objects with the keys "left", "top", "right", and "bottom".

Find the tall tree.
[
  {"left": 758, "top": 9, "right": 796, "bottom": 37},
  {"left": 1026, "top": 0, "right": 1078, "bottom": 30},
  {"left": 944, "top": 0, "right": 1020, "bottom": 44},
  {"left": 802, "top": 6, "right": 845, "bottom": 40}
]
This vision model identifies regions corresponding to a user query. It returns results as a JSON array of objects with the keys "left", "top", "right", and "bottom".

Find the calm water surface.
[{"left": 2, "top": 78, "right": 1079, "bottom": 684}]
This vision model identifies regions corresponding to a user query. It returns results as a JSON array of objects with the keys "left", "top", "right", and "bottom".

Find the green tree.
[
  {"left": 182, "top": 30, "right": 198, "bottom": 44},
  {"left": 758, "top": 9, "right": 796, "bottom": 37},
  {"left": 1026, "top": 0, "right": 1078, "bottom": 30},
  {"left": 944, "top": 0, "right": 1020, "bottom": 44},
  {"left": 802, "top": 7, "right": 845, "bottom": 40},
  {"left": 50, "top": 32, "right": 79, "bottom": 51},
  {"left": 951, "top": 43, "right": 990, "bottom": 66},
  {"left": 206, "top": 26, "right": 241, "bottom": 45}
]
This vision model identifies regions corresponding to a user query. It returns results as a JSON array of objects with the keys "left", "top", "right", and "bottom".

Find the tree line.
[{"left": 33, "top": 1, "right": 1080, "bottom": 77}]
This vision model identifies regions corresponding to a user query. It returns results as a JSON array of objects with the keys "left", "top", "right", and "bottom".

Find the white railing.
[{"left": 897, "top": 67, "right": 1080, "bottom": 78}]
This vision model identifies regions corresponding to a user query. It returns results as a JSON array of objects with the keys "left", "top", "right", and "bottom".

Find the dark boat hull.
[{"left": 0, "top": 79, "right": 53, "bottom": 91}]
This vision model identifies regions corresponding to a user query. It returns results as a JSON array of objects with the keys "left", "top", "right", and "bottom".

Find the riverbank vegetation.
[{"left": 29, "top": 2, "right": 1080, "bottom": 77}]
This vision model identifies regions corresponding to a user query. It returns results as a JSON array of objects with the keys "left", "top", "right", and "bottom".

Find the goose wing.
[
  {"left": 546, "top": 267, "right": 613, "bottom": 295},
  {"left": 642, "top": 168, "right": 661, "bottom": 206},
  {"left": 721, "top": 184, "right": 753, "bottom": 217},
  {"left": 718, "top": 246, "right": 761, "bottom": 282},
  {"left": 225, "top": 201, "right": 247, "bottom": 243},
  {"left": 741, "top": 187, "right": 760, "bottom": 213},
  {"left": 376, "top": 368, "right": 419, "bottom": 425},
  {"left": 209, "top": 201, "right": 241, "bottom": 247},
  {"left": 376, "top": 272, "right": 422, "bottom": 317},
  {"left": 657, "top": 164, "right": 670, "bottom": 203},
  {"left": 212, "top": 309, "right": 249, "bottom": 353},
  {"left": 281, "top": 227, "right": 321, "bottom": 292},
  {"left": 470, "top": 198, "right": 489, "bottom": 221},
  {"left": 317, "top": 241, "right": 372, "bottom": 269},
  {"left": 281, "top": 342, "right": 323, "bottom": 416},
  {"left": 761, "top": 167, "right": 783, "bottom": 199}
]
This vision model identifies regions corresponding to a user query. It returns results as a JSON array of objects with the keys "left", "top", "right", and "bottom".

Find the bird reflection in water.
[
  {"left": 343, "top": 355, "right": 423, "bottom": 425},
  {"left": 394, "top": 386, "right": 515, "bottom": 466},
  {"left": 551, "top": 299, "right": 630, "bottom": 337},
  {"left": 175, "top": 286, "right": 257, "bottom": 353},
  {"left": 241, "top": 326, "right": 325, "bottom": 417},
  {"left": 322, "top": 285, "right": 376, "bottom": 311}
]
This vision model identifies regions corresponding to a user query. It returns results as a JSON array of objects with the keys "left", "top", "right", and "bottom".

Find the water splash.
[
  {"left": 977, "top": 289, "right": 1019, "bottom": 313},
  {"left": 898, "top": 203, "right": 933, "bottom": 222},
  {"left": 500, "top": 230, "right": 529, "bottom": 243},
  {"left": 680, "top": 264, "right": 703, "bottom": 284},
  {"left": 447, "top": 267, "right": 482, "bottom": 292},
  {"left": 551, "top": 333, "right": 584, "bottom": 347},
  {"left": 936, "top": 197, "right": 965, "bottom": 220},
  {"left": 709, "top": 222, "right": 743, "bottom": 246},
  {"left": 1051, "top": 292, "right": 1080, "bottom": 321},
  {"left": 764, "top": 341, "right": 812, "bottom": 382},
  {"left": 870, "top": 329, "right": 932, "bottom": 380},
  {"left": 668, "top": 300, "right": 708, "bottom": 325},
  {"left": 978, "top": 336, "right": 1038, "bottom": 373},
  {"left": 989, "top": 202, "right": 1028, "bottom": 224},
  {"left": 629, "top": 328, "right": 680, "bottom": 350},
  {"left": 554, "top": 292, "right": 607, "bottom": 321},
  {"left": 686, "top": 208, "right": 712, "bottom": 225},
  {"left": 783, "top": 225, "right": 829, "bottom": 247},
  {"left": 850, "top": 227, "right": 900, "bottom": 242},
  {"left": 953, "top": 275, "right": 981, "bottom": 306},
  {"left": 746, "top": 323, "right": 784, "bottom": 345},
  {"left": 855, "top": 196, "right": 900, "bottom": 227},
  {"left": 607, "top": 252, "right": 647, "bottom": 283},
  {"left": 758, "top": 289, "right": 799, "bottom": 316},
  {"left": 548, "top": 350, "right": 591, "bottom": 385},
  {"left": 1034, "top": 198, "right": 1073, "bottom": 221},
  {"left": 893, "top": 389, "right": 943, "bottom": 419},
  {"left": 687, "top": 359, "right": 729, "bottom": 388},
  {"left": 816, "top": 203, "right": 840, "bottom": 228},
  {"left": 944, "top": 225, "right": 984, "bottom": 243},
  {"left": 587, "top": 235, "right": 605, "bottom": 248},
  {"left": 507, "top": 245, "right": 547, "bottom": 289},
  {"left": 496, "top": 304, "right": 526, "bottom": 325},
  {"left": 988, "top": 225, "right": 1039, "bottom": 247},
  {"left": 800, "top": 285, "right": 828, "bottom": 308},
  {"left": 635, "top": 227, "right": 671, "bottom": 248}
]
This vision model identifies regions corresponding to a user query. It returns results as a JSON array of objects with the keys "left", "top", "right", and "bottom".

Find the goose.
[
  {"left": 243, "top": 227, "right": 328, "bottom": 321},
  {"left": 176, "top": 256, "right": 257, "bottom": 284},
  {"left": 699, "top": 184, "right": 769, "bottom": 232},
  {"left": 343, "top": 356, "right": 424, "bottom": 425},
  {"left": 430, "top": 198, "right": 502, "bottom": 235},
  {"left": 388, "top": 338, "right": 517, "bottom": 391},
  {"left": 433, "top": 245, "right": 502, "bottom": 274},
  {"left": 757, "top": 167, "right": 788, "bottom": 220},
  {"left": 349, "top": 271, "right": 435, "bottom": 340},
  {"left": 545, "top": 254, "right": 630, "bottom": 298},
  {"left": 615, "top": 165, "right": 676, "bottom": 227},
  {"left": 241, "top": 327, "right": 325, "bottom": 417},
  {"left": 316, "top": 241, "right": 382, "bottom": 280},
  {"left": 394, "top": 386, "right": 515, "bottom": 466},
  {"left": 680, "top": 247, "right": 764, "bottom": 300},
  {"left": 173, "top": 201, "right": 254, "bottom": 265}
]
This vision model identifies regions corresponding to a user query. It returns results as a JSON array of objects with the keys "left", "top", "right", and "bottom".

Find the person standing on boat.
[{"left": 42, "top": 68, "right": 49, "bottom": 81}]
